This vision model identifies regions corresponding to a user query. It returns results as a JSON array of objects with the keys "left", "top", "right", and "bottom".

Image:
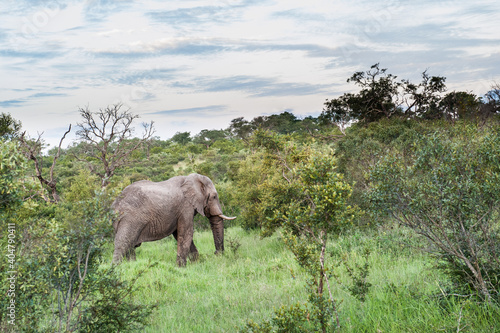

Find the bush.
[
  {"left": 0, "top": 153, "right": 155, "bottom": 331},
  {"left": 369, "top": 125, "right": 500, "bottom": 302},
  {"left": 231, "top": 130, "right": 314, "bottom": 233},
  {"left": 243, "top": 153, "right": 356, "bottom": 332},
  {"left": 334, "top": 118, "right": 433, "bottom": 226}
]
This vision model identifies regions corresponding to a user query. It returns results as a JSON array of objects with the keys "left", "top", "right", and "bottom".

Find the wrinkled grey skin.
[{"left": 112, "top": 173, "right": 235, "bottom": 267}]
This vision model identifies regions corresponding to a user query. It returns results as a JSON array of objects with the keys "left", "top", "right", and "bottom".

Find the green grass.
[
  {"left": 107, "top": 228, "right": 307, "bottom": 332},
  {"left": 104, "top": 226, "right": 500, "bottom": 332}
]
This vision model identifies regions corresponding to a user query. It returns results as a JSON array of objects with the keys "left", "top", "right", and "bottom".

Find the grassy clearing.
[
  {"left": 106, "top": 228, "right": 307, "bottom": 332},
  {"left": 103, "top": 226, "right": 500, "bottom": 332}
]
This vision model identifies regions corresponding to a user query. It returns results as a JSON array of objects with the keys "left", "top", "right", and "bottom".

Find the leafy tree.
[
  {"left": 233, "top": 129, "right": 311, "bottom": 233},
  {"left": 171, "top": 131, "right": 192, "bottom": 145},
  {"left": 298, "top": 116, "right": 323, "bottom": 136},
  {"left": 483, "top": 82, "right": 500, "bottom": 116},
  {"left": 251, "top": 111, "right": 301, "bottom": 134},
  {"left": 0, "top": 145, "right": 42, "bottom": 331},
  {"left": 193, "top": 129, "right": 228, "bottom": 148},
  {"left": 346, "top": 63, "right": 402, "bottom": 122},
  {"left": 0, "top": 165, "right": 156, "bottom": 331},
  {"left": 0, "top": 140, "right": 33, "bottom": 210},
  {"left": 243, "top": 154, "right": 356, "bottom": 332},
  {"left": 228, "top": 117, "right": 254, "bottom": 140},
  {"left": 74, "top": 103, "right": 155, "bottom": 188},
  {"left": 229, "top": 112, "right": 317, "bottom": 140},
  {"left": 321, "top": 64, "right": 404, "bottom": 125},
  {"left": 438, "top": 91, "right": 482, "bottom": 121},
  {"left": 262, "top": 111, "right": 300, "bottom": 134},
  {"left": 0, "top": 113, "right": 22, "bottom": 140},
  {"left": 321, "top": 64, "right": 447, "bottom": 124},
  {"left": 401, "top": 70, "right": 447, "bottom": 119},
  {"left": 333, "top": 118, "right": 428, "bottom": 223},
  {"left": 369, "top": 126, "right": 500, "bottom": 302},
  {"left": 319, "top": 93, "right": 354, "bottom": 134}
]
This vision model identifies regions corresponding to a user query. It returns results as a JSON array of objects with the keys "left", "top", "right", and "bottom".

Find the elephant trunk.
[{"left": 209, "top": 216, "right": 225, "bottom": 254}]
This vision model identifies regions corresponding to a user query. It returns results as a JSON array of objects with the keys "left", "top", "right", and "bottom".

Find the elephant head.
[{"left": 181, "top": 174, "right": 235, "bottom": 253}]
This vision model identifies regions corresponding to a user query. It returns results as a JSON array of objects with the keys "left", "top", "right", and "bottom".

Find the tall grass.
[
  {"left": 104, "top": 225, "right": 500, "bottom": 332},
  {"left": 107, "top": 228, "right": 307, "bottom": 332}
]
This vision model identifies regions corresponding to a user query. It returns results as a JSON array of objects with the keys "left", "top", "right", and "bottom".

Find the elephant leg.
[
  {"left": 113, "top": 243, "right": 127, "bottom": 264},
  {"left": 174, "top": 219, "right": 196, "bottom": 267},
  {"left": 173, "top": 230, "right": 199, "bottom": 262},
  {"left": 125, "top": 248, "right": 136, "bottom": 261},
  {"left": 124, "top": 243, "right": 141, "bottom": 261},
  {"left": 188, "top": 242, "right": 199, "bottom": 261},
  {"left": 113, "top": 224, "right": 139, "bottom": 264}
]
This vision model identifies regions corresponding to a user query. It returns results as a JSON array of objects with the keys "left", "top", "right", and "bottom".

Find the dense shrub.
[
  {"left": 369, "top": 124, "right": 500, "bottom": 302},
  {"left": 333, "top": 118, "right": 432, "bottom": 224},
  {"left": 242, "top": 153, "right": 358, "bottom": 332},
  {"left": 229, "top": 130, "right": 315, "bottom": 232},
  {"left": 0, "top": 147, "right": 155, "bottom": 331}
]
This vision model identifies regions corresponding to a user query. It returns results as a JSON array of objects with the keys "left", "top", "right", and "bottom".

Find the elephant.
[{"left": 112, "top": 173, "right": 235, "bottom": 267}]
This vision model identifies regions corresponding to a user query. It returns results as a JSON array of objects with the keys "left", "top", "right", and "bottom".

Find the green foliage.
[
  {"left": 194, "top": 129, "right": 228, "bottom": 148},
  {"left": 0, "top": 140, "right": 28, "bottom": 209},
  {"left": 252, "top": 111, "right": 301, "bottom": 134},
  {"left": 231, "top": 129, "right": 313, "bottom": 232},
  {"left": 334, "top": 118, "right": 429, "bottom": 224},
  {"left": 0, "top": 113, "right": 22, "bottom": 140},
  {"left": 212, "top": 138, "right": 238, "bottom": 154},
  {"left": 228, "top": 117, "right": 254, "bottom": 140},
  {"left": 5, "top": 193, "right": 155, "bottom": 332},
  {"left": 369, "top": 125, "right": 500, "bottom": 302},
  {"left": 245, "top": 153, "right": 356, "bottom": 332},
  {"left": 241, "top": 302, "right": 315, "bottom": 333},
  {"left": 439, "top": 91, "right": 483, "bottom": 120},
  {"left": 0, "top": 157, "right": 155, "bottom": 331},
  {"left": 171, "top": 131, "right": 192, "bottom": 145},
  {"left": 63, "top": 168, "right": 100, "bottom": 202},
  {"left": 0, "top": 142, "right": 38, "bottom": 330},
  {"left": 320, "top": 63, "right": 482, "bottom": 125},
  {"left": 229, "top": 151, "right": 268, "bottom": 230},
  {"left": 339, "top": 248, "right": 372, "bottom": 302},
  {"left": 77, "top": 263, "right": 158, "bottom": 333},
  {"left": 226, "top": 235, "right": 242, "bottom": 255},
  {"left": 282, "top": 154, "right": 355, "bottom": 235},
  {"left": 228, "top": 111, "right": 325, "bottom": 141}
]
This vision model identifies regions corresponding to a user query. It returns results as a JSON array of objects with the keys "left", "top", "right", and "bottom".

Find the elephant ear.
[{"left": 181, "top": 174, "right": 206, "bottom": 217}]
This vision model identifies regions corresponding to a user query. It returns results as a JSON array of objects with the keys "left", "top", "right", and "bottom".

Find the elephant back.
[{"left": 112, "top": 180, "right": 155, "bottom": 212}]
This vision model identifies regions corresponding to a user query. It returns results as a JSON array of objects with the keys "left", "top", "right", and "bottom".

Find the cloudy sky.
[{"left": 1, "top": 0, "right": 499, "bottom": 148}]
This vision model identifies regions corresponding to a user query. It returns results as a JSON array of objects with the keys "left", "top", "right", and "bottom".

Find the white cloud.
[{"left": 1, "top": 0, "right": 499, "bottom": 148}]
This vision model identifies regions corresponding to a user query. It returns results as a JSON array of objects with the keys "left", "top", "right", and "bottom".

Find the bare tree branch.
[
  {"left": 74, "top": 103, "right": 155, "bottom": 188},
  {"left": 18, "top": 125, "right": 71, "bottom": 203}
]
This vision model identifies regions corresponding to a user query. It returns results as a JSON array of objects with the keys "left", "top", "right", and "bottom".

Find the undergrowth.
[{"left": 103, "top": 225, "right": 500, "bottom": 332}]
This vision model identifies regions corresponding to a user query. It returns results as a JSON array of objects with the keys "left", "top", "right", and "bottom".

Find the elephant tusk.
[{"left": 218, "top": 214, "right": 236, "bottom": 220}]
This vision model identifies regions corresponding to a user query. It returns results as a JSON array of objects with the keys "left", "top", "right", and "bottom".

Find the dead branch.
[
  {"left": 74, "top": 104, "right": 155, "bottom": 188},
  {"left": 18, "top": 125, "right": 71, "bottom": 203}
]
